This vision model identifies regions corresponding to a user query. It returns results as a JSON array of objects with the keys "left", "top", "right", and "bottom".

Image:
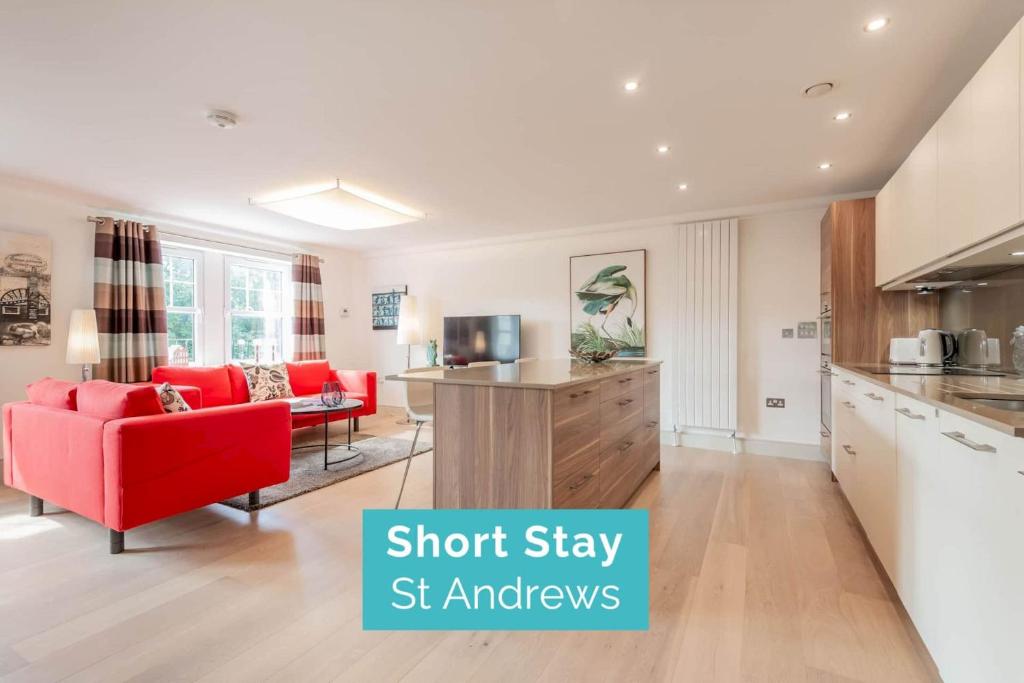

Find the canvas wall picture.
[
  {"left": 0, "top": 230, "right": 52, "bottom": 346},
  {"left": 570, "top": 249, "right": 646, "bottom": 357},
  {"left": 372, "top": 285, "right": 407, "bottom": 330}
]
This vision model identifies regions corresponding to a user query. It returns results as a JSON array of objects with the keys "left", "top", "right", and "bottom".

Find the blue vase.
[{"left": 426, "top": 340, "right": 438, "bottom": 367}]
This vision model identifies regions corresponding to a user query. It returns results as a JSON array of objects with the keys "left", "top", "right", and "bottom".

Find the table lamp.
[
  {"left": 66, "top": 309, "right": 101, "bottom": 381},
  {"left": 396, "top": 294, "right": 421, "bottom": 369}
]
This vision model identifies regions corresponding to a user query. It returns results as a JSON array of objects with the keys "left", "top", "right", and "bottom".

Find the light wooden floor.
[{"left": 0, "top": 408, "right": 939, "bottom": 683}]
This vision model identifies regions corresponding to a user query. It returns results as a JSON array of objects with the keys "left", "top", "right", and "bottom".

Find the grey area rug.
[{"left": 221, "top": 428, "right": 432, "bottom": 510}]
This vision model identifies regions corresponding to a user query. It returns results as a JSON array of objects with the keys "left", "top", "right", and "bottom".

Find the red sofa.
[
  {"left": 3, "top": 378, "right": 291, "bottom": 554},
  {"left": 151, "top": 361, "right": 377, "bottom": 430}
]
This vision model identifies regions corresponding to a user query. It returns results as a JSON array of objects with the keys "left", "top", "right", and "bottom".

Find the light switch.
[
  {"left": 782, "top": 328, "right": 794, "bottom": 338},
  {"left": 798, "top": 322, "right": 817, "bottom": 339}
]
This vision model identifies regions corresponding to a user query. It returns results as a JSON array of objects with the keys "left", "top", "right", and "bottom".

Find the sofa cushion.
[
  {"left": 240, "top": 362, "right": 295, "bottom": 402},
  {"left": 26, "top": 377, "right": 78, "bottom": 410},
  {"left": 152, "top": 366, "right": 234, "bottom": 407},
  {"left": 226, "top": 364, "right": 250, "bottom": 403},
  {"left": 155, "top": 382, "right": 192, "bottom": 413},
  {"left": 77, "top": 381, "right": 164, "bottom": 420},
  {"left": 285, "top": 361, "right": 332, "bottom": 396}
]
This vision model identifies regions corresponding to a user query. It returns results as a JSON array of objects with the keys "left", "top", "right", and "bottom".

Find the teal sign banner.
[{"left": 362, "top": 509, "right": 649, "bottom": 631}]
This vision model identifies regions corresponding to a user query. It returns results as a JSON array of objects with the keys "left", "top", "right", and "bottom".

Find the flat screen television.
[{"left": 443, "top": 315, "right": 521, "bottom": 366}]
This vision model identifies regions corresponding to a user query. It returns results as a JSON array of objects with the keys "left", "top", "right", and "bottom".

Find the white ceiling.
[{"left": 1, "top": 0, "right": 1022, "bottom": 251}]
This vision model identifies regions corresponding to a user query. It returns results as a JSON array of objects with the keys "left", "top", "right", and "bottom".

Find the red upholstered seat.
[{"left": 152, "top": 366, "right": 234, "bottom": 407}]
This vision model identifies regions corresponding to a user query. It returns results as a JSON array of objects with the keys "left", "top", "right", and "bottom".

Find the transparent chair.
[{"left": 395, "top": 367, "right": 435, "bottom": 509}]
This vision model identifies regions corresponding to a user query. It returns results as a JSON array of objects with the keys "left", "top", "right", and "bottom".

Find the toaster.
[{"left": 889, "top": 338, "right": 919, "bottom": 365}]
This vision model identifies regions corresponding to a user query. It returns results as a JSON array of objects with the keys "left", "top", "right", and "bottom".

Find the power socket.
[{"left": 766, "top": 398, "right": 785, "bottom": 408}]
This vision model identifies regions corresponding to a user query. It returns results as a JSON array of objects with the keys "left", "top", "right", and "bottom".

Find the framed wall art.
[
  {"left": 0, "top": 230, "right": 52, "bottom": 347},
  {"left": 569, "top": 249, "right": 646, "bottom": 357}
]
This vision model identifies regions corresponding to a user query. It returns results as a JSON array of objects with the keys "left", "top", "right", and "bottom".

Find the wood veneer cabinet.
[
  {"left": 400, "top": 360, "right": 662, "bottom": 509},
  {"left": 822, "top": 198, "right": 938, "bottom": 365}
]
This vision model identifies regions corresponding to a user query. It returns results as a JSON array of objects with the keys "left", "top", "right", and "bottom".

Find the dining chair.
[{"left": 395, "top": 367, "right": 435, "bottom": 509}]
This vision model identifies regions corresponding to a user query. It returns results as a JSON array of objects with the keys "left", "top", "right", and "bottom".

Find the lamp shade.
[
  {"left": 66, "top": 309, "right": 101, "bottom": 364},
  {"left": 395, "top": 295, "right": 422, "bottom": 345}
]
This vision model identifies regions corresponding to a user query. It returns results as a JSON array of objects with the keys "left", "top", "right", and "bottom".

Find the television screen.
[{"left": 443, "top": 315, "right": 521, "bottom": 365}]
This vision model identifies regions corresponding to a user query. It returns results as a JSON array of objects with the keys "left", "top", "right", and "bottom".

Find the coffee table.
[{"left": 289, "top": 398, "right": 365, "bottom": 470}]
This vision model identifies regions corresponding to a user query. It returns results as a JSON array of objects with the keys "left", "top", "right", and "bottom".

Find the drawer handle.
[
  {"left": 842, "top": 444, "right": 857, "bottom": 456},
  {"left": 647, "top": 420, "right": 658, "bottom": 428},
  {"left": 567, "top": 473, "right": 593, "bottom": 491},
  {"left": 842, "top": 380, "right": 855, "bottom": 386},
  {"left": 617, "top": 398, "right": 634, "bottom": 407},
  {"left": 618, "top": 441, "right": 635, "bottom": 452},
  {"left": 646, "top": 369, "right": 658, "bottom": 375},
  {"left": 569, "top": 389, "right": 593, "bottom": 399},
  {"left": 942, "top": 431, "right": 997, "bottom": 453},
  {"left": 895, "top": 407, "right": 925, "bottom": 421},
  {"left": 864, "top": 392, "right": 884, "bottom": 402},
  {"left": 842, "top": 401, "right": 856, "bottom": 409},
  {"left": 618, "top": 377, "right": 633, "bottom": 384},
  {"left": 818, "top": 370, "right": 838, "bottom": 376}
]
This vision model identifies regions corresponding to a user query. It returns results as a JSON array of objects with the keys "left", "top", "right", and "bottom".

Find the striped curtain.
[
  {"left": 93, "top": 218, "right": 168, "bottom": 382},
  {"left": 292, "top": 253, "right": 325, "bottom": 360}
]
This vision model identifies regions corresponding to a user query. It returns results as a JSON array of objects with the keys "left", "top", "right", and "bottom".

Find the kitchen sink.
[{"left": 953, "top": 394, "right": 1024, "bottom": 412}]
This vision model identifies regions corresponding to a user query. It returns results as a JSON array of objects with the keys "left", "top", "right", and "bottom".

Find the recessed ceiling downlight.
[
  {"left": 834, "top": 111, "right": 852, "bottom": 121},
  {"left": 624, "top": 80, "right": 639, "bottom": 92},
  {"left": 803, "top": 82, "right": 834, "bottom": 98},
  {"left": 818, "top": 162, "right": 832, "bottom": 170},
  {"left": 657, "top": 145, "right": 670, "bottom": 154},
  {"left": 206, "top": 110, "right": 238, "bottom": 129},
  {"left": 864, "top": 17, "right": 890, "bottom": 32},
  {"left": 678, "top": 183, "right": 688, "bottom": 190}
]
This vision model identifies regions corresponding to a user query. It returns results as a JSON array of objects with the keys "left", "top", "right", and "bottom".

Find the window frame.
[
  {"left": 162, "top": 246, "right": 204, "bottom": 365},
  {"left": 223, "top": 255, "right": 292, "bottom": 364}
]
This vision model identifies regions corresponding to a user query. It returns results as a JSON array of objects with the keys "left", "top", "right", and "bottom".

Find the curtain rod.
[{"left": 86, "top": 216, "right": 324, "bottom": 263}]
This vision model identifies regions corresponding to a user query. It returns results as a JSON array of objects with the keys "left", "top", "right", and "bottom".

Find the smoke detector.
[
  {"left": 803, "top": 82, "right": 835, "bottom": 98},
  {"left": 206, "top": 110, "right": 238, "bottom": 129}
]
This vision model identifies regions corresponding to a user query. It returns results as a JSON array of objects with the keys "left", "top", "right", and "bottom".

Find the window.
[
  {"left": 226, "top": 257, "right": 290, "bottom": 363},
  {"left": 163, "top": 248, "right": 202, "bottom": 363}
]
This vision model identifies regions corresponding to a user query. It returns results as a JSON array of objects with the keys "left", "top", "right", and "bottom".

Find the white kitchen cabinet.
[
  {"left": 936, "top": 85, "right": 975, "bottom": 258},
  {"left": 973, "top": 22, "right": 1021, "bottom": 243},
  {"left": 892, "top": 396, "right": 945, "bottom": 657},
  {"left": 876, "top": 19, "right": 1024, "bottom": 284},
  {"left": 930, "top": 411, "right": 1024, "bottom": 683},
  {"left": 853, "top": 385, "right": 897, "bottom": 576}
]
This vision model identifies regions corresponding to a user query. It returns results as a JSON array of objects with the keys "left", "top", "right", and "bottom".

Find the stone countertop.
[
  {"left": 386, "top": 358, "right": 662, "bottom": 390},
  {"left": 835, "top": 363, "right": 1024, "bottom": 437}
]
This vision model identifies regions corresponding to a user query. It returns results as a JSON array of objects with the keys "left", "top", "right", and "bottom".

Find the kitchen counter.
[
  {"left": 386, "top": 358, "right": 662, "bottom": 390},
  {"left": 835, "top": 363, "right": 1024, "bottom": 437}
]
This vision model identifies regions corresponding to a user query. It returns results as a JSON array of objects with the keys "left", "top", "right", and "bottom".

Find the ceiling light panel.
[{"left": 251, "top": 180, "right": 424, "bottom": 230}]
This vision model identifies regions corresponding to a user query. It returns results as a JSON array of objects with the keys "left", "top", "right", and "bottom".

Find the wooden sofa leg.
[
  {"left": 353, "top": 417, "right": 360, "bottom": 432},
  {"left": 110, "top": 530, "right": 124, "bottom": 554},
  {"left": 29, "top": 495, "right": 43, "bottom": 517},
  {"left": 248, "top": 490, "right": 260, "bottom": 509}
]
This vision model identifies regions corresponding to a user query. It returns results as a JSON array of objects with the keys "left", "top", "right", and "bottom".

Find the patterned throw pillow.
[
  {"left": 156, "top": 382, "right": 192, "bottom": 413},
  {"left": 240, "top": 362, "right": 295, "bottom": 402}
]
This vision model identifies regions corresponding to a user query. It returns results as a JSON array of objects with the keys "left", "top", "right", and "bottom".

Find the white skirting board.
[{"left": 668, "top": 430, "right": 825, "bottom": 462}]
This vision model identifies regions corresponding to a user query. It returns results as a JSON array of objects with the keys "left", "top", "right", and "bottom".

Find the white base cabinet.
[{"left": 832, "top": 370, "right": 1024, "bottom": 683}]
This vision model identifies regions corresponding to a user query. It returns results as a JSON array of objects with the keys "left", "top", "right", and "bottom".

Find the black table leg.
[{"left": 323, "top": 411, "right": 329, "bottom": 470}]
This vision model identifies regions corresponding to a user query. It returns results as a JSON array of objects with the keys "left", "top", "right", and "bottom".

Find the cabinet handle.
[
  {"left": 569, "top": 389, "right": 593, "bottom": 399},
  {"left": 842, "top": 380, "right": 855, "bottom": 386},
  {"left": 647, "top": 420, "right": 658, "bottom": 428},
  {"left": 864, "top": 392, "right": 884, "bottom": 402},
  {"left": 617, "top": 398, "right": 634, "bottom": 407},
  {"left": 895, "top": 407, "right": 925, "bottom": 421},
  {"left": 646, "top": 369, "right": 658, "bottom": 375},
  {"left": 618, "top": 441, "right": 634, "bottom": 452},
  {"left": 842, "top": 401, "right": 856, "bottom": 409},
  {"left": 941, "top": 431, "right": 997, "bottom": 453},
  {"left": 618, "top": 377, "right": 633, "bottom": 384},
  {"left": 567, "top": 473, "right": 593, "bottom": 491},
  {"left": 842, "top": 444, "right": 857, "bottom": 456},
  {"left": 820, "top": 430, "right": 830, "bottom": 437}
]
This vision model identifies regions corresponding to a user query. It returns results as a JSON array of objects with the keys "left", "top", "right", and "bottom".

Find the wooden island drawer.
[
  {"left": 599, "top": 370, "right": 642, "bottom": 402},
  {"left": 641, "top": 417, "right": 660, "bottom": 470},
  {"left": 553, "top": 463, "right": 601, "bottom": 508},
  {"left": 599, "top": 429, "right": 643, "bottom": 508},
  {"left": 552, "top": 439, "right": 600, "bottom": 489},
  {"left": 599, "top": 385, "right": 643, "bottom": 449}
]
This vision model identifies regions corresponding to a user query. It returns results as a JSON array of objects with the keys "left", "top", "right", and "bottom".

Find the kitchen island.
[{"left": 387, "top": 359, "right": 662, "bottom": 509}]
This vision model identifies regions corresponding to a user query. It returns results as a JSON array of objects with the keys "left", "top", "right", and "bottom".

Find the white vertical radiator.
[{"left": 674, "top": 218, "right": 739, "bottom": 435}]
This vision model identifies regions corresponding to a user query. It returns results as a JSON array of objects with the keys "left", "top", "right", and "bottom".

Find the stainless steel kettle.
[
  {"left": 956, "top": 328, "right": 990, "bottom": 367},
  {"left": 917, "top": 329, "right": 956, "bottom": 367}
]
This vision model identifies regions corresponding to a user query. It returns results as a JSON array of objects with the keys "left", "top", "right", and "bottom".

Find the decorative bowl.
[{"left": 568, "top": 347, "right": 620, "bottom": 363}]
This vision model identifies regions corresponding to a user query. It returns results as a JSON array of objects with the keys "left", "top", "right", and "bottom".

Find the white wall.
[
  {"left": 0, "top": 183, "right": 96, "bottom": 415},
  {"left": 737, "top": 208, "right": 823, "bottom": 446},
  {"left": 356, "top": 207, "right": 824, "bottom": 446}
]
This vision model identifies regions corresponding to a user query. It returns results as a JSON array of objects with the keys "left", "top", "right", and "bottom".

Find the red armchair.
[{"left": 3, "top": 380, "right": 291, "bottom": 554}]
